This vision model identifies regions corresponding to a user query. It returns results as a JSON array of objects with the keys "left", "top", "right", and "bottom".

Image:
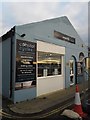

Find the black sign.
[
  {"left": 16, "top": 40, "right": 36, "bottom": 82},
  {"left": 54, "top": 30, "right": 75, "bottom": 44}
]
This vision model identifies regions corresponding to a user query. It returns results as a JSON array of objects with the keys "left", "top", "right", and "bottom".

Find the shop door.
[{"left": 69, "top": 56, "right": 76, "bottom": 86}]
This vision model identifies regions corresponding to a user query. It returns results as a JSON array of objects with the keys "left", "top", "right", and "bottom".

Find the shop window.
[
  {"left": 69, "top": 60, "right": 74, "bottom": 86},
  {"left": 77, "top": 52, "right": 84, "bottom": 75},
  {"left": 38, "top": 52, "right": 62, "bottom": 77}
]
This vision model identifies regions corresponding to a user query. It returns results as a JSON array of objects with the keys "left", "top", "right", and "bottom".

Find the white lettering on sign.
[
  {"left": 62, "top": 36, "right": 69, "bottom": 41},
  {"left": 19, "top": 42, "right": 35, "bottom": 49}
]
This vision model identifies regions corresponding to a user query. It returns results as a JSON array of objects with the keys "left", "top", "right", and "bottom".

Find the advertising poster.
[{"left": 15, "top": 40, "right": 36, "bottom": 90}]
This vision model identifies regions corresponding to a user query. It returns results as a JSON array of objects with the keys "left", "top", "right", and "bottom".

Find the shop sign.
[{"left": 54, "top": 30, "right": 75, "bottom": 44}]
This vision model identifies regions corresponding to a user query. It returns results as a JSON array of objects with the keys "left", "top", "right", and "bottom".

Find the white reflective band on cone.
[{"left": 75, "top": 93, "right": 81, "bottom": 105}]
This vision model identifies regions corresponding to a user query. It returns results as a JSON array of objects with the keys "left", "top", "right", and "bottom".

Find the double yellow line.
[
  {"left": 0, "top": 109, "right": 13, "bottom": 119},
  {"left": 35, "top": 102, "right": 73, "bottom": 118},
  {"left": 0, "top": 101, "right": 73, "bottom": 119}
]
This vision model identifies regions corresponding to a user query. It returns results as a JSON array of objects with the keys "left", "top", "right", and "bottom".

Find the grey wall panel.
[
  {"left": 2, "top": 38, "right": 11, "bottom": 98},
  {"left": 0, "top": 38, "right": 2, "bottom": 95},
  {"left": 11, "top": 35, "right": 16, "bottom": 101}
]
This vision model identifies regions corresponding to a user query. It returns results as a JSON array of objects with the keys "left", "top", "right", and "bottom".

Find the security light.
[{"left": 20, "top": 34, "right": 26, "bottom": 37}]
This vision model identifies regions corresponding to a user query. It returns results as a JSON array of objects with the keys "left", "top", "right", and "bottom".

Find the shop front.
[
  {"left": 1, "top": 16, "right": 88, "bottom": 103},
  {"left": 37, "top": 41, "right": 65, "bottom": 96}
]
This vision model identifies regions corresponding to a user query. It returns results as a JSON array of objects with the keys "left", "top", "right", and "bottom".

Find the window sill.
[
  {"left": 37, "top": 74, "right": 63, "bottom": 79},
  {"left": 70, "top": 74, "right": 74, "bottom": 76}
]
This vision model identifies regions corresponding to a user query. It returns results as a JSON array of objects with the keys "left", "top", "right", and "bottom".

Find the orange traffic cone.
[{"left": 73, "top": 84, "right": 87, "bottom": 118}]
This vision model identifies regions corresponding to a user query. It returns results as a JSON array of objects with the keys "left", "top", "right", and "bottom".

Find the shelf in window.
[
  {"left": 37, "top": 74, "right": 63, "bottom": 79},
  {"left": 70, "top": 74, "right": 74, "bottom": 76},
  {"left": 70, "top": 83, "right": 74, "bottom": 86}
]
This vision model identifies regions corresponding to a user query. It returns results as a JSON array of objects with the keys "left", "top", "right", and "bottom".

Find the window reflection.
[{"left": 38, "top": 52, "right": 62, "bottom": 77}]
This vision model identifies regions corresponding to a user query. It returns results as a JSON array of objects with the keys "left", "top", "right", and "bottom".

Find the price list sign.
[{"left": 16, "top": 40, "right": 36, "bottom": 83}]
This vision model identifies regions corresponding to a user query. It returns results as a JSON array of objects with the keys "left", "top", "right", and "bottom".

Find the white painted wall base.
[{"left": 37, "top": 75, "right": 64, "bottom": 96}]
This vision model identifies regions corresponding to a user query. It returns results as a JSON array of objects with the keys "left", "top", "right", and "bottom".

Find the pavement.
[{"left": 7, "top": 83, "right": 87, "bottom": 115}]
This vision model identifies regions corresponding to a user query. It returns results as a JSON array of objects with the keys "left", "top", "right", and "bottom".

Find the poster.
[{"left": 15, "top": 39, "right": 36, "bottom": 90}]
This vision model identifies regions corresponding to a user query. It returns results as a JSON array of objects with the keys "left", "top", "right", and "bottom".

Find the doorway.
[{"left": 69, "top": 56, "right": 77, "bottom": 86}]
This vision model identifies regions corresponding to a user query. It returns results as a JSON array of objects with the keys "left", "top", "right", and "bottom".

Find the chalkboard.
[{"left": 16, "top": 40, "right": 36, "bottom": 82}]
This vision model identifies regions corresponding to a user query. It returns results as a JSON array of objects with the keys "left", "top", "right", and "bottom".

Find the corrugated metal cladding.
[{"left": 1, "top": 16, "right": 88, "bottom": 103}]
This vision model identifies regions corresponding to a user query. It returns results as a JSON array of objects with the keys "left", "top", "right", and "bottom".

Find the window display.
[
  {"left": 77, "top": 52, "right": 85, "bottom": 75},
  {"left": 69, "top": 60, "right": 74, "bottom": 85},
  {"left": 38, "top": 52, "right": 62, "bottom": 77}
]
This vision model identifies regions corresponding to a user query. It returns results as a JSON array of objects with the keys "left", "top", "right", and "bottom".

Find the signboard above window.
[{"left": 54, "top": 30, "right": 75, "bottom": 44}]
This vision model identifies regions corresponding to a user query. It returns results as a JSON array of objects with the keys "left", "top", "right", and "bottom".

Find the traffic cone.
[{"left": 73, "top": 84, "right": 87, "bottom": 118}]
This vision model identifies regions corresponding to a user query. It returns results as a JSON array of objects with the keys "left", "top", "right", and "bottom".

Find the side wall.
[
  {"left": 2, "top": 38, "right": 11, "bottom": 98},
  {"left": 0, "top": 38, "right": 2, "bottom": 95},
  {"left": 65, "top": 47, "right": 88, "bottom": 88}
]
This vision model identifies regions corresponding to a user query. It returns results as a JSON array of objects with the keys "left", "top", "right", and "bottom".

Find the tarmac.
[{"left": 8, "top": 83, "right": 87, "bottom": 115}]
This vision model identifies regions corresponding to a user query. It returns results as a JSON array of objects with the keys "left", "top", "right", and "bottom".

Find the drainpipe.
[
  {"left": 75, "top": 61, "right": 77, "bottom": 84},
  {"left": 10, "top": 27, "right": 15, "bottom": 98}
]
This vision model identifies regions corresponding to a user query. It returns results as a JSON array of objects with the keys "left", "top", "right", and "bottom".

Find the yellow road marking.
[
  {"left": 0, "top": 113, "right": 2, "bottom": 117},
  {"left": 0, "top": 109, "right": 2, "bottom": 112},
  {"left": 2, "top": 111, "right": 12, "bottom": 117},
  {"left": 37, "top": 102, "right": 73, "bottom": 118},
  {"left": 1, "top": 110, "right": 12, "bottom": 118},
  {"left": 0, "top": 102, "right": 73, "bottom": 119},
  {"left": 0, "top": 109, "right": 2, "bottom": 117}
]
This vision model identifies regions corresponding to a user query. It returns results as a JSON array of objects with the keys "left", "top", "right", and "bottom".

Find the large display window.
[{"left": 38, "top": 52, "right": 62, "bottom": 77}]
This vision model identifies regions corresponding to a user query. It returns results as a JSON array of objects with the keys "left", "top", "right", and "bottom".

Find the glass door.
[{"left": 70, "top": 60, "right": 74, "bottom": 86}]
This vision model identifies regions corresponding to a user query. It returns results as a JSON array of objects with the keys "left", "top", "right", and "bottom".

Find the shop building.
[{"left": 0, "top": 16, "right": 88, "bottom": 103}]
